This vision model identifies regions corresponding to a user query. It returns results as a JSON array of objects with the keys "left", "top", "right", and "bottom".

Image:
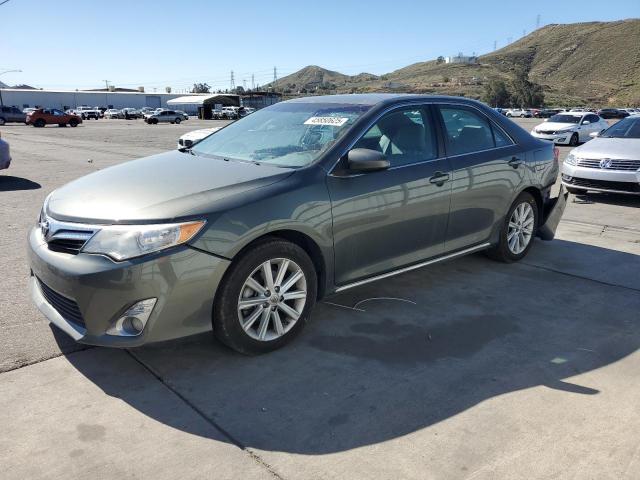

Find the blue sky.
[{"left": 2, "top": 0, "right": 638, "bottom": 91}]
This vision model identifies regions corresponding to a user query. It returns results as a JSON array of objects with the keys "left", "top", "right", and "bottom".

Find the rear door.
[
  {"left": 435, "top": 104, "right": 526, "bottom": 251},
  {"left": 327, "top": 105, "right": 452, "bottom": 285}
]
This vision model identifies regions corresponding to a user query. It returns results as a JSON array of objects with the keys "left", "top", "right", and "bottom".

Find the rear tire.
[
  {"left": 34, "top": 119, "right": 45, "bottom": 128},
  {"left": 486, "top": 192, "right": 538, "bottom": 263},
  {"left": 69, "top": 119, "right": 78, "bottom": 127},
  {"left": 213, "top": 238, "right": 317, "bottom": 355}
]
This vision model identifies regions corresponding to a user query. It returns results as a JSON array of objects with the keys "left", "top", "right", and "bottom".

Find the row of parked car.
[{"left": 496, "top": 107, "right": 639, "bottom": 119}]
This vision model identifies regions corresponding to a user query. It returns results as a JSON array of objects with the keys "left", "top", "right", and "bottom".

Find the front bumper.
[
  {"left": 28, "top": 226, "right": 231, "bottom": 347},
  {"left": 531, "top": 131, "right": 574, "bottom": 145},
  {"left": 561, "top": 163, "right": 640, "bottom": 195}
]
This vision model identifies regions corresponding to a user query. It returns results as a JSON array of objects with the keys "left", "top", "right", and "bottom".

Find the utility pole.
[
  {"left": 251, "top": 74, "right": 255, "bottom": 90},
  {"left": 230, "top": 70, "right": 235, "bottom": 90},
  {"left": 273, "top": 66, "right": 277, "bottom": 90},
  {"left": 536, "top": 14, "right": 541, "bottom": 29},
  {"left": 103, "top": 79, "right": 110, "bottom": 90}
]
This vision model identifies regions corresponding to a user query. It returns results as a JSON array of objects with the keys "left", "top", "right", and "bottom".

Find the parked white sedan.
[
  {"left": 531, "top": 112, "right": 609, "bottom": 146},
  {"left": 177, "top": 126, "right": 221, "bottom": 148},
  {"left": 561, "top": 116, "right": 640, "bottom": 195}
]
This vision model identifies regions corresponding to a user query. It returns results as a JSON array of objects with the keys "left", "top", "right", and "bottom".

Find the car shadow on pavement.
[
  {"left": 56, "top": 240, "right": 640, "bottom": 455},
  {"left": 572, "top": 192, "right": 640, "bottom": 208},
  {"left": 0, "top": 176, "right": 41, "bottom": 191}
]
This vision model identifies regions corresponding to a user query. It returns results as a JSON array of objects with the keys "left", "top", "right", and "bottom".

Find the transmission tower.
[
  {"left": 273, "top": 66, "right": 277, "bottom": 88},
  {"left": 493, "top": 40, "right": 497, "bottom": 51},
  {"left": 230, "top": 70, "right": 235, "bottom": 90},
  {"left": 251, "top": 74, "right": 255, "bottom": 90},
  {"left": 536, "top": 14, "right": 541, "bottom": 29}
]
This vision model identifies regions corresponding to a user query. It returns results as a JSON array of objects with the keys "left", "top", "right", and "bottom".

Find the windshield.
[
  {"left": 191, "top": 102, "right": 371, "bottom": 167},
  {"left": 600, "top": 117, "right": 640, "bottom": 138},
  {"left": 548, "top": 114, "right": 581, "bottom": 124}
]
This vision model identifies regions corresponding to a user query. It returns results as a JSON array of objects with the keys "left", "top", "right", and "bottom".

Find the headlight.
[
  {"left": 82, "top": 220, "right": 206, "bottom": 261},
  {"left": 564, "top": 153, "right": 578, "bottom": 166}
]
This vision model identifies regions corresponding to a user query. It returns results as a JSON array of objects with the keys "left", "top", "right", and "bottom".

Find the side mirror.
[
  {"left": 184, "top": 139, "right": 193, "bottom": 148},
  {"left": 589, "top": 131, "right": 599, "bottom": 138},
  {"left": 582, "top": 120, "right": 590, "bottom": 125},
  {"left": 347, "top": 148, "right": 390, "bottom": 172}
]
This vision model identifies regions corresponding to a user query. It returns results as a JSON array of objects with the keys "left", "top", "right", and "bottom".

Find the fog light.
[{"left": 107, "top": 298, "right": 157, "bottom": 337}]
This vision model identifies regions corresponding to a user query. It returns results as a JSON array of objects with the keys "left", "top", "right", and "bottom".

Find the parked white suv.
[
  {"left": 75, "top": 106, "right": 101, "bottom": 120},
  {"left": 506, "top": 108, "right": 532, "bottom": 118}
]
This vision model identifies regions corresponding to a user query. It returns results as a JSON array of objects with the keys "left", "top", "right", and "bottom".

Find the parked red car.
[{"left": 26, "top": 108, "right": 82, "bottom": 127}]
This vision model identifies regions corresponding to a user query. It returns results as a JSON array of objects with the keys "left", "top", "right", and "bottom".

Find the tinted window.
[
  {"left": 493, "top": 126, "right": 513, "bottom": 147},
  {"left": 600, "top": 117, "right": 640, "bottom": 139},
  {"left": 587, "top": 115, "right": 600, "bottom": 123},
  {"left": 549, "top": 114, "right": 580, "bottom": 124},
  {"left": 439, "top": 106, "right": 495, "bottom": 155},
  {"left": 1, "top": 107, "right": 9, "bottom": 113},
  {"left": 352, "top": 107, "right": 437, "bottom": 167}
]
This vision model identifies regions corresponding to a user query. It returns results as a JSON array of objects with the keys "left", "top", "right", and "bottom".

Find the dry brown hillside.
[{"left": 271, "top": 19, "right": 640, "bottom": 106}]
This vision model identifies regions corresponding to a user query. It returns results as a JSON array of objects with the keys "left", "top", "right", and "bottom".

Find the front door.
[
  {"left": 435, "top": 104, "right": 526, "bottom": 251},
  {"left": 327, "top": 105, "right": 452, "bottom": 285}
]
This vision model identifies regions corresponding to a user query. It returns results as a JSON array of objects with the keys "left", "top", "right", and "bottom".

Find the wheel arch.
[{"left": 225, "top": 229, "right": 328, "bottom": 301}]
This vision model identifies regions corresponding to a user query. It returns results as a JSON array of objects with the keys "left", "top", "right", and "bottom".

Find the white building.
[
  {"left": 445, "top": 54, "right": 478, "bottom": 65},
  {"left": 0, "top": 88, "right": 199, "bottom": 111}
]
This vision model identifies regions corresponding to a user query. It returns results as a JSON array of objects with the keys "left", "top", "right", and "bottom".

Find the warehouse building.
[{"left": 0, "top": 88, "right": 198, "bottom": 111}]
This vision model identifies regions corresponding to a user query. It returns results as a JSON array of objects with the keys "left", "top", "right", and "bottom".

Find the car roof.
[{"left": 283, "top": 93, "right": 482, "bottom": 107}]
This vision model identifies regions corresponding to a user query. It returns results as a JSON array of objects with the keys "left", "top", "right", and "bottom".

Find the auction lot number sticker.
[{"left": 304, "top": 116, "right": 349, "bottom": 127}]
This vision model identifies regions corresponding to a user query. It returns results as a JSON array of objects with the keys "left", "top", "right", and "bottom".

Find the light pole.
[{"left": 0, "top": 69, "right": 22, "bottom": 106}]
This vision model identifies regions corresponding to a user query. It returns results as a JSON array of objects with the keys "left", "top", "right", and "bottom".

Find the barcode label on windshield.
[{"left": 304, "top": 116, "right": 349, "bottom": 127}]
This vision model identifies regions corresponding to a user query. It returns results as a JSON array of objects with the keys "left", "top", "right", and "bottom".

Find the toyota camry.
[{"left": 29, "top": 94, "right": 567, "bottom": 354}]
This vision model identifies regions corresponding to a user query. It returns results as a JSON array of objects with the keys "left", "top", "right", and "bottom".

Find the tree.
[
  {"left": 482, "top": 79, "right": 511, "bottom": 107},
  {"left": 235, "top": 86, "right": 245, "bottom": 94},
  {"left": 191, "top": 83, "right": 211, "bottom": 94},
  {"left": 510, "top": 68, "right": 544, "bottom": 107}
]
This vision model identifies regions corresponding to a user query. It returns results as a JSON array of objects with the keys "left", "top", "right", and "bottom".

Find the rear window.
[{"left": 600, "top": 117, "right": 640, "bottom": 139}]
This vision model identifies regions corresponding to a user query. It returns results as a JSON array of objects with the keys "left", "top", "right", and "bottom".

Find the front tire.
[
  {"left": 175, "top": 117, "right": 181, "bottom": 124},
  {"left": 34, "top": 119, "right": 45, "bottom": 128},
  {"left": 487, "top": 192, "right": 538, "bottom": 263},
  {"left": 213, "top": 238, "right": 317, "bottom": 355},
  {"left": 569, "top": 133, "right": 579, "bottom": 146}
]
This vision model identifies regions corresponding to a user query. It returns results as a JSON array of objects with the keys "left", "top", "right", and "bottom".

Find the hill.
[{"left": 270, "top": 19, "right": 640, "bottom": 106}]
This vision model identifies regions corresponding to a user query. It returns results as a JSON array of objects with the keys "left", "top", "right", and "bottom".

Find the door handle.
[
  {"left": 508, "top": 157, "right": 523, "bottom": 168},
  {"left": 429, "top": 172, "right": 450, "bottom": 185}
]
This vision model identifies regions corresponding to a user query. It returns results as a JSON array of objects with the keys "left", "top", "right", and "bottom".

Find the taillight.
[{"left": 553, "top": 147, "right": 559, "bottom": 163}]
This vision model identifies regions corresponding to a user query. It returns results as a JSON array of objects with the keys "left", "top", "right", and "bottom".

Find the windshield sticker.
[{"left": 304, "top": 116, "right": 349, "bottom": 127}]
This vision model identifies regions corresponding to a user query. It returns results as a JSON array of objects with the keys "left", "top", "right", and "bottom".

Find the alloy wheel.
[
  {"left": 507, "top": 202, "right": 534, "bottom": 255},
  {"left": 237, "top": 258, "right": 307, "bottom": 341}
]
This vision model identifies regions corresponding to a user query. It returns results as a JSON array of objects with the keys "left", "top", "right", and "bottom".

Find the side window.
[
  {"left": 352, "top": 107, "right": 437, "bottom": 167},
  {"left": 493, "top": 125, "right": 513, "bottom": 147},
  {"left": 439, "top": 106, "right": 496, "bottom": 155},
  {"left": 587, "top": 114, "right": 599, "bottom": 123},
  {"left": 1, "top": 107, "right": 9, "bottom": 113}
]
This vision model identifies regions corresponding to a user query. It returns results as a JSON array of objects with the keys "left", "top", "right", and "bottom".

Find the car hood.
[
  {"left": 46, "top": 150, "right": 294, "bottom": 223},
  {"left": 573, "top": 137, "right": 640, "bottom": 159},
  {"left": 180, "top": 127, "right": 221, "bottom": 141},
  {"left": 536, "top": 122, "right": 578, "bottom": 131}
]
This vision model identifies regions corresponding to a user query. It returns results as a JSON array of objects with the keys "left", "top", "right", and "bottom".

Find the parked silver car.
[
  {"left": 0, "top": 105, "right": 27, "bottom": 125},
  {"left": 144, "top": 109, "right": 184, "bottom": 124},
  {"left": 562, "top": 116, "right": 640, "bottom": 195}
]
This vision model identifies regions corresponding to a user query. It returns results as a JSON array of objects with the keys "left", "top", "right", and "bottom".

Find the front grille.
[
  {"left": 577, "top": 158, "right": 640, "bottom": 171},
  {"left": 37, "top": 278, "right": 86, "bottom": 328},
  {"left": 537, "top": 130, "right": 557, "bottom": 135},
  {"left": 566, "top": 177, "right": 640, "bottom": 193},
  {"left": 45, "top": 230, "right": 94, "bottom": 255}
]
